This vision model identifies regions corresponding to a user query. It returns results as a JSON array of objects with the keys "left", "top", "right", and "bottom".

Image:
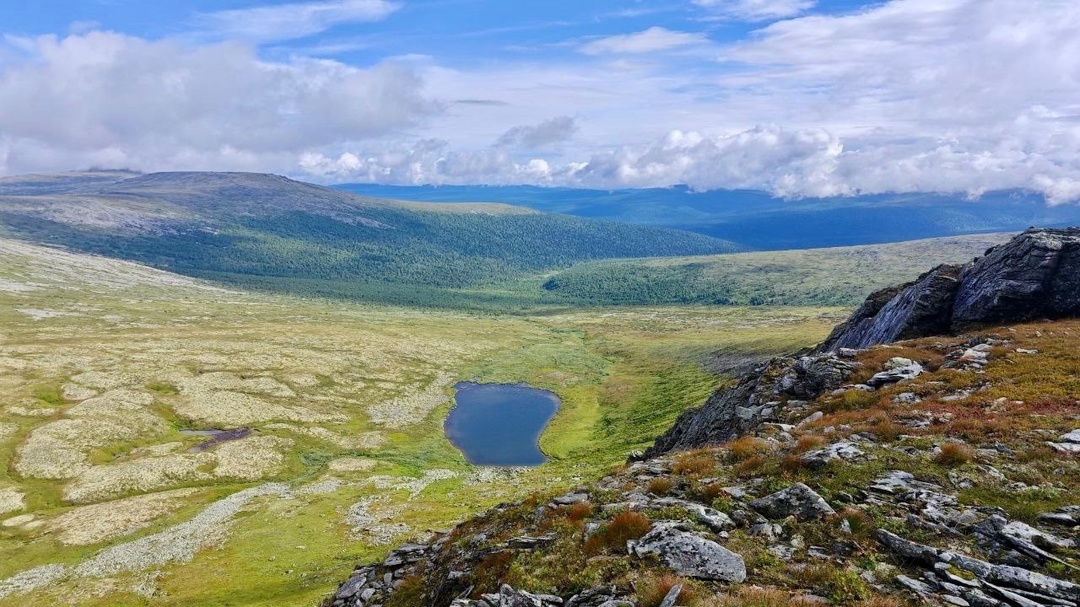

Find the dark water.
[{"left": 444, "top": 382, "right": 560, "bottom": 466}]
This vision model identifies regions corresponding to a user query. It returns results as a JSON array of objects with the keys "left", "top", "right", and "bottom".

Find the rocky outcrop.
[
  {"left": 646, "top": 228, "right": 1080, "bottom": 458},
  {"left": 643, "top": 353, "right": 858, "bottom": 457},
  {"left": 819, "top": 228, "right": 1080, "bottom": 352}
]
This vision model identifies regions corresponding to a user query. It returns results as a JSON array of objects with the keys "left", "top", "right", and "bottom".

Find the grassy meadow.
[{"left": 0, "top": 237, "right": 842, "bottom": 606}]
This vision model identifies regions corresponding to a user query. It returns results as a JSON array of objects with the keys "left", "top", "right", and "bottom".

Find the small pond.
[{"left": 444, "top": 382, "right": 560, "bottom": 466}]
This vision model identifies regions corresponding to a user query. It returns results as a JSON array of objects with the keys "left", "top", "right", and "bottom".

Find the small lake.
[{"left": 444, "top": 382, "right": 560, "bottom": 466}]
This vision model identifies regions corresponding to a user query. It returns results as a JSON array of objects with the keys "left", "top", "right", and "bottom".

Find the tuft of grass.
[
  {"left": 706, "top": 586, "right": 821, "bottom": 607},
  {"left": 794, "top": 564, "right": 870, "bottom": 603},
  {"left": 147, "top": 381, "right": 180, "bottom": 395},
  {"left": 791, "top": 435, "right": 827, "bottom": 454},
  {"left": 673, "top": 451, "right": 717, "bottom": 477},
  {"left": 934, "top": 442, "right": 975, "bottom": 467},
  {"left": 647, "top": 477, "right": 675, "bottom": 496},
  {"left": 584, "top": 511, "right": 653, "bottom": 556},
  {"left": 635, "top": 572, "right": 701, "bottom": 607},
  {"left": 728, "top": 436, "right": 772, "bottom": 461}
]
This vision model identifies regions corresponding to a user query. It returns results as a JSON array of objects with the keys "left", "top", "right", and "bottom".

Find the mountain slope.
[
  {"left": 326, "top": 228, "right": 1080, "bottom": 607},
  {"left": 0, "top": 171, "right": 739, "bottom": 309}
]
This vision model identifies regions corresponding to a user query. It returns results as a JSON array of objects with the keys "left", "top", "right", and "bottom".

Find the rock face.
[
  {"left": 819, "top": 228, "right": 1080, "bottom": 352},
  {"left": 644, "top": 353, "right": 857, "bottom": 457}
]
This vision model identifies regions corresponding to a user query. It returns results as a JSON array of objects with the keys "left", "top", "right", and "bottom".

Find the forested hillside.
[{"left": 0, "top": 172, "right": 738, "bottom": 308}]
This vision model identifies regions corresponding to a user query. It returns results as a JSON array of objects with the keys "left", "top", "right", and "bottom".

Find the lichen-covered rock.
[
  {"left": 630, "top": 524, "right": 746, "bottom": 583},
  {"left": 749, "top": 483, "right": 835, "bottom": 521}
]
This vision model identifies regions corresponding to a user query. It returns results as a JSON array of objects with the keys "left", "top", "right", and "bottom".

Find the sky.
[{"left": 0, "top": 0, "right": 1078, "bottom": 201}]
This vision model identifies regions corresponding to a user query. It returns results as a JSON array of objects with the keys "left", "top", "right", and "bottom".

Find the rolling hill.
[{"left": 0, "top": 171, "right": 739, "bottom": 309}]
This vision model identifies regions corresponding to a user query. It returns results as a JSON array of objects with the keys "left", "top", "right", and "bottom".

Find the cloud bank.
[{"left": 1, "top": 0, "right": 1079, "bottom": 204}]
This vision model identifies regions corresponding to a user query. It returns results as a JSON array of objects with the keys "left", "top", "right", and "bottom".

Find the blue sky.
[{"left": 1, "top": 1, "right": 1078, "bottom": 202}]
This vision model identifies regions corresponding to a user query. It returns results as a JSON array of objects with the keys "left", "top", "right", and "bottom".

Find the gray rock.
[
  {"left": 866, "top": 362, "right": 924, "bottom": 387},
  {"left": 1060, "top": 429, "right": 1080, "bottom": 444},
  {"left": 819, "top": 229, "right": 1080, "bottom": 352},
  {"left": 630, "top": 524, "right": 746, "bottom": 583},
  {"left": 658, "top": 584, "right": 682, "bottom": 607},
  {"left": 553, "top": 492, "right": 589, "bottom": 506},
  {"left": 749, "top": 483, "right": 836, "bottom": 521},
  {"left": 799, "top": 441, "right": 866, "bottom": 469},
  {"left": 335, "top": 576, "right": 367, "bottom": 600}
]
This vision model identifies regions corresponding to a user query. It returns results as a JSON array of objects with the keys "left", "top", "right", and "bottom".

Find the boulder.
[
  {"left": 749, "top": 483, "right": 835, "bottom": 521},
  {"left": 630, "top": 524, "right": 746, "bottom": 583},
  {"left": 798, "top": 441, "right": 866, "bottom": 469},
  {"left": 818, "top": 228, "right": 1080, "bottom": 352},
  {"left": 865, "top": 362, "right": 924, "bottom": 387}
]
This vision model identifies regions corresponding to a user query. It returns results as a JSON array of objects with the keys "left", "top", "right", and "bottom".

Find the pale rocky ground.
[{"left": 0, "top": 237, "right": 538, "bottom": 605}]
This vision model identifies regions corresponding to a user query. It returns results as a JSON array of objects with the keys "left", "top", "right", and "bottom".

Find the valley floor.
[{"left": 0, "top": 237, "right": 842, "bottom": 606}]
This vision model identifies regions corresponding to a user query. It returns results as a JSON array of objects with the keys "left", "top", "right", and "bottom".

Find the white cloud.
[
  {"left": 300, "top": 140, "right": 556, "bottom": 185},
  {"left": 693, "top": 0, "right": 816, "bottom": 21},
  {"left": 196, "top": 0, "right": 401, "bottom": 43},
  {"left": 496, "top": 116, "right": 578, "bottom": 149},
  {"left": 3, "top": 0, "right": 1080, "bottom": 205},
  {"left": 0, "top": 31, "right": 435, "bottom": 175},
  {"left": 580, "top": 27, "right": 709, "bottom": 55}
]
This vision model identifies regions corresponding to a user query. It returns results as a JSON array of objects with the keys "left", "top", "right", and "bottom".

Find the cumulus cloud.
[
  {"left": 693, "top": 0, "right": 816, "bottom": 21},
  {"left": 196, "top": 0, "right": 401, "bottom": 42},
  {"left": 0, "top": 31, "right": 436, "bottom": 175},
  {"left": 300, "top": 140, "right": 555, "bottom": 185},
  {"left": 580, "top": 27, "right": 709, "bottom": 55},
  {"left": 496, "top": 117, "right": 578, "bottom": 149}
]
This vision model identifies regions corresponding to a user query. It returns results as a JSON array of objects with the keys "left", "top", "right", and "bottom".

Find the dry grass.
[
  {"left": 584, "top": 511, "right": 653, "bottom": 556},
  {"left": 672, "top": 451, "right": 717, "bottom": 476},
  {"left": 727, "top": 436, "right": 772, "bottom": 461},
  {"left": 647, "top": 477, "right": 675, "bottom": 496},
  {"left": 934, "top": 442, "right": 976, "bottom": 467}
]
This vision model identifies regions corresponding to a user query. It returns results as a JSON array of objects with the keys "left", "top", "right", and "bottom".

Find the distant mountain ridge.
[{"left": 336, "top": 183, "right": 1080, "bottom": 250}]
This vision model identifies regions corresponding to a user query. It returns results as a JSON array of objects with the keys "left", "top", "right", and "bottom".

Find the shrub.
[
  {"left": 584, "top": 511, "right": 652, "bottom": 555},
  {"left": 934, "top": 442, "right": 975, "bottom": 467}
]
